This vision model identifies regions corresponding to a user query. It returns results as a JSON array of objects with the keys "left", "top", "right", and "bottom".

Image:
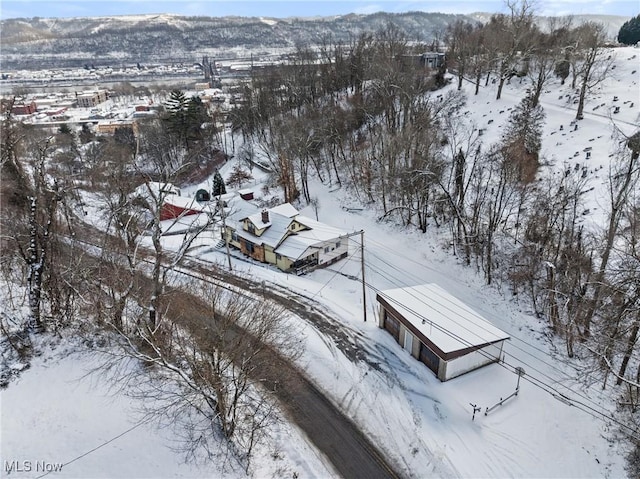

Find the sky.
[{"left": 0, "top": 0, "right": 638, "bottom": 21}]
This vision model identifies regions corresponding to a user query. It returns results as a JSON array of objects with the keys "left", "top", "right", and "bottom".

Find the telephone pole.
[
  {"left": 218, "top": 196, "right": 233, "bottom": 271},
  {"left": 360, "top": 229, "right": 367, "bottom": 322},
  {"left": 340, "top": 230, "right": 367, "bottom": 322}
]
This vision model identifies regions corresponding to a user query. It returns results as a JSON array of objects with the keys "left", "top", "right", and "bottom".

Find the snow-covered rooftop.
[
  {"left": 274, "top": 234, "right": 319, "bottom": 260},
  {"left": 270, "top": 203, "right": 299, "bottom": 218},
  {"left": 378, "top": 283, "right": 510, "bottom": 354},
  {"left": 295, "top": 215, "right": 348, "bottom": 242},
  {"left": 163, "top": 194, "right": 215, "bottom": 214}
]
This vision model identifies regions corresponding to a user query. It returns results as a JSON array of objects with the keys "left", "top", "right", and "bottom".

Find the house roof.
[
  {"left": 377, "top": 284, "right": 509, "bottom": 355},
  {"left": 163, "top": 194, "right": 214, "bottom": 213},
  {"left": 274, "top": 234, "right": 318, "bottom": 260},
  {"left": 229, "top": 202, "right": 348, "bottom": 260},
  {"left": 295, "top": 215, "right": 348, "bottom": 242},
  {"left": 225, "top": 196, "right": 260, "bottom": 224},
  {"left": 270, "top": 203, "right": 299, "bottom": 218},
  {"left": 134, "top": 181, "right": 180, "bottom": 200},
  {"left": 248, "top": 211, "right": 294, "bottom": 248},
  {"left": 273, "top": 215, "right": 347, "bottom": 260}
]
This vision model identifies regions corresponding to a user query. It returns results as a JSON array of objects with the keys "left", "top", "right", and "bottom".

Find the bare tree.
[
  {"left": 445, "top": 20, "right": 475, "bottom": 91},
  {"left": 468, "top": 26, "right": 490, "bottom": 96},
  {"left": 486, "top": 0, "right": 537, "bottom": 100},
  {"left": 580, "top": 130, "right": 640, "bottom": 337},
  {"left": 526, "top": 20, "right": 570, "bottom": 107},
  {"left": 573, "top": 22, "right": 613, "bottom": 120},
  {"left": 100, "top": 279, "right": 301, "bottom": 469}
]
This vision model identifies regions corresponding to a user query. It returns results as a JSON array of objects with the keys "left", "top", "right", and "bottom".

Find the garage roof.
[{"left": 377, "top": 284, "right": 510, "bottom": 354}]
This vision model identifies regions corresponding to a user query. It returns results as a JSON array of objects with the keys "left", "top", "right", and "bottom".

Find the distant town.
[{"left": 0, "top": 55, "right": 277, "bottom": 133}]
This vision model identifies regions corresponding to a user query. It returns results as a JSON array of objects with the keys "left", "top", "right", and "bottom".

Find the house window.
[
  {"left": 336, "top": 241, "right": 341, "bottom": 248},
  {"left": 276, "top": 253, "right": 281, "bottom": 260},
  {"left": 324, "top": 246, "right": 330, "bottom": 253},
  {"left": 231, "top": 231, "right": 238, "bottom": 242},
  {"left": 246, "top": 241, "right": 254, "bottom": 254},
  {"left": 247, "top": 223, "right": 255, "bottom": 234}
]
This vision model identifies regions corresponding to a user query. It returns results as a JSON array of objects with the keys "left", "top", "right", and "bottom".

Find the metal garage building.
[{"left": 377, "top": 283, "right": 510, "bottom": 381}]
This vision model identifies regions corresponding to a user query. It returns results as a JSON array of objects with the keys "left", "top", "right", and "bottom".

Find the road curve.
[
  {"left": 180, "top": 259, "right": 401, "bottom": 479},
  {"left": 70, "top": 228, "right": 401, "bottom": 479}
]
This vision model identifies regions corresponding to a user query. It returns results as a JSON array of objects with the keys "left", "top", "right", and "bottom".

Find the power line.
[
  {"left": 82, "top": 218, "right": 638, "bottom": 441},
  {"left": 35, "top": 416, "right": 154, "bottom": 479},
  {"left": 365, "top": 233, "right": 640, "bottom": 367},
  {"left": 344, "top": 235, "right": 639, "bottom": 439},
  {"left": 358, "top": 267, "right": 640, "bottom": 441},
  {"left": 363, "top": 248, "right": 588, "bottom": 379},
  {"left": 365, "top": 236, "right": 640, "bottom": 372}
]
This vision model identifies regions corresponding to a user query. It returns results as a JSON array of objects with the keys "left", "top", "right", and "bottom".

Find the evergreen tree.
[
  {"left": 185, "top": 96, "right": 209, "bottom": 146},
  {"left": 164, "top": 90, "right": 210, "bottom": 151},
  {"left": 504, "top": 94, "right": 545, "bottom": 156},
  {"left": 212, "top": 170, "right": 226, "bottom": 196},
  {"left": 164, "top": 89, "right": 189, "bottom": 148},
  {"left": 554, "top": 58, "right": 570, "bottom": 85},
  {"left": 79, "top": 123, "right": 94, "bottom": 144},
  {"left": 58, "top": 123, "right": 72, "bottom": 135},
  {"left": 618, "top": 15, "right": 640, "bottom": 45},
  {"left": 501, "top": 94, "right": 546, "bottom": 183}
]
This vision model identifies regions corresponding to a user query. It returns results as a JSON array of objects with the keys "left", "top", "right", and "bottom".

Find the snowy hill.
[
  {"left": 0, "top": 11, "right": 471, "bottom": 70},
  {"left": 2, "top": 45, "right": 639, "bottom": 478},
  {"left": 468, "top": 12, "right": 632, "bottom": 39}
]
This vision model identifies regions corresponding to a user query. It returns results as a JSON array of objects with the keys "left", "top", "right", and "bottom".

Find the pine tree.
[
  {"left": 212, "top": 170, "right": 226, "bottom": 196},
  {"left": 501, "top": 94, "right": 545, "bottom": 183},
  {"left": 618, "top": 15, "right": 640, "bottom": 45},
  {"left": 164, "top": 90, "right": 210, "bottom": 151},
  {"left": 164, "top": 89, "right": 189, "bottom": 148},
  {"left": 503, "top": 95, "right": 545, "bottom": 156}
]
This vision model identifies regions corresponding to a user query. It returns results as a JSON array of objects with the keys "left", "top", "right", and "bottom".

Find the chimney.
[{"left": 261, "top": 210, "right": 269, "bottom": 224}]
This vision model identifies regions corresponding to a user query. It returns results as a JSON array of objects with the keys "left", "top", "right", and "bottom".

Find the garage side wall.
[{"left": 442, "top": 341, "right": 505, "bottom": 381}]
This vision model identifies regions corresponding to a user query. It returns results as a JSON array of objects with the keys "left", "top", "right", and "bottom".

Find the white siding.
[
  {"left": 403, "top": 329, "right": 414, "bottom": 353},
  {"left": 442, "top": 341, "right": 505, "bottom": 381},
  {"left": 317, "top": 238, "right": 349, "bottom": 265}
]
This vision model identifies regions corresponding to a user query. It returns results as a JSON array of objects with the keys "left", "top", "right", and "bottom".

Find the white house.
[{"left": 224, "top": 202, "right": 349, "bottom": 273}]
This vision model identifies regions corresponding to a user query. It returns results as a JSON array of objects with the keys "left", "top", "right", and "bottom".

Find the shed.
[
  {"left": 377, "top": 284, "right": 510, "bottom": 381},
  {"left": 238, "top": 188, "right": 254, "bottom": 200}
]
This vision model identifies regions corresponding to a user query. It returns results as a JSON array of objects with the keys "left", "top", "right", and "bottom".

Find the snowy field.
[{"left": 2, "top": 46, "right": 638, "bottom": 478}]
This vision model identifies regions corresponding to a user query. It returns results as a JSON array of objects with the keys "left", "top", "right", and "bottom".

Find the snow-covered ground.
[
  {"left": 2, "top": 46, "right": 638, "bottom": 478},
  {"left": 0, "top": 340, "right": 336, "bottom": 478}
]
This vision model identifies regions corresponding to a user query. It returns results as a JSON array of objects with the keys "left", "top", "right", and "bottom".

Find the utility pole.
[
  {"left": 339, "top": 230, "right": 367, "bottom": 322},
  {"left": 360, "top": 229, "right": 367, "bottom": 322},
  {"left": 218, "top": 196, "right": 233, "bottom": 271}
]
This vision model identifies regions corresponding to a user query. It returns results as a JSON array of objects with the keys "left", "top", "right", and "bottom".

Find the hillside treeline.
[
  {"left": 228, "top": 5, "right": 640, "bottom": 467},
  {"left": 0, "top": 11, "right": 469, "bottom": 70}
]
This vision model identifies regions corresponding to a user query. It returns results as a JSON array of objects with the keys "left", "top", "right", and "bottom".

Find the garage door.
[
  {"left": 419, "top": 342, "right": 440, "bottom": 375},
  {"left": 383, "top": 311, "right": 400, "bottom": 342}
]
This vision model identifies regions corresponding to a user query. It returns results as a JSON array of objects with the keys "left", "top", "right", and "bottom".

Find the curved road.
[{"left": 179, "top": 258, "right": 400, "bottom": 479}]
